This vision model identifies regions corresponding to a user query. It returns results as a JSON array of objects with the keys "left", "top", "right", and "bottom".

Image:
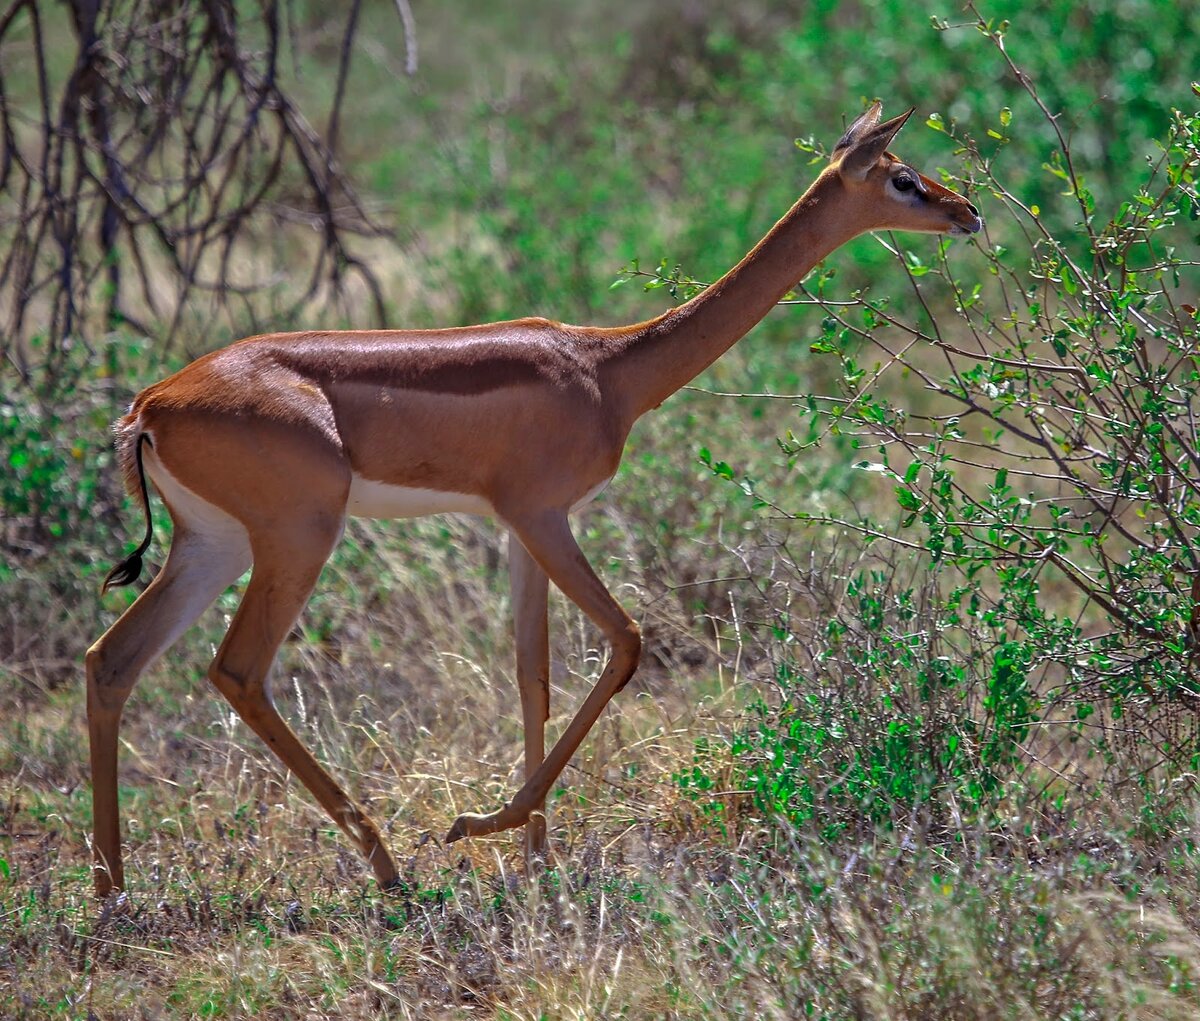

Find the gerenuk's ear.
[
  {"left": 832, "top": 101, "right": 883, "bottom": 155},
  {"left": 834, "top": 106, "right": 914, "bottom": 181}
]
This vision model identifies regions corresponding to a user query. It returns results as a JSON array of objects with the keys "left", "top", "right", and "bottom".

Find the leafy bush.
[
  {"left": 0, "top": 334, "right": 160, "bottom": 687},
  {"left": 681, "top": 22, "right": 1200, "bottom": 842}
]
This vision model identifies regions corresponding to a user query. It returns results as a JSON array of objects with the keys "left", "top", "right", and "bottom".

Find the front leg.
[
  {"left": 447, "top": 510, "right": 640, "bottom": 845},
  {"left": 509, "top": 532, "right": 551, "bottom": 861}
]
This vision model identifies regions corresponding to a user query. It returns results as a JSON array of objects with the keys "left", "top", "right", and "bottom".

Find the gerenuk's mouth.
[{"left": 949, "top": 214, "right": 984, "bottom": 236}]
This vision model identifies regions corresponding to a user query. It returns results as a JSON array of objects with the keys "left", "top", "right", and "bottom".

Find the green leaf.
[{"left": 895, "top": 486, "right": 921, "bottom": 512}]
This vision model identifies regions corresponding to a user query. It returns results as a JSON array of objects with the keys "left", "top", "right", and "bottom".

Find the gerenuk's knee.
[
  {"left": 614, "top": 620, "right": 642, "bottom": 668},
  {"left": 85, "top": 642, "right": 135, "bottom": 711}
]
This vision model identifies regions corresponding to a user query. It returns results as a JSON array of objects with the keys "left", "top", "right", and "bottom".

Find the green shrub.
[{"left": 682, "top": 21, "right": 1200, "bottom": 843}]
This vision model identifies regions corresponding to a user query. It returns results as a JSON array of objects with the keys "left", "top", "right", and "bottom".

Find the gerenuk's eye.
[{"left": 893, "top": 175, "right": 916, "bottom": 192}]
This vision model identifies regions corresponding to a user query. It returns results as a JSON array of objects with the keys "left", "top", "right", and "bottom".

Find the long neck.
[{"left": 606, "top": 169, "right": 859, "bottom": 419}]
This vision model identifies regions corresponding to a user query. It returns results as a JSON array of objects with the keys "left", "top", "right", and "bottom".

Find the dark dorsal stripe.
[{"left": 267, "top": 325, "right": 588, "bottom": 397}]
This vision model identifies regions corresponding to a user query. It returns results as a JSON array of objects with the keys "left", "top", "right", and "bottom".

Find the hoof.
[
  {"left": 380, "top": 875, "right": 410, "bottom": 895},
  {"left": 445, "top": 816, "right": 469, "bottom": 844},
  {"left": 445, "top": 804, "right": 525, "bottom": 844}
]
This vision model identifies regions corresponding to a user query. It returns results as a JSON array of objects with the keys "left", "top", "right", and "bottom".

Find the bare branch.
[{"left": 0, "top": 0, "right": 400, "bottom": 389}]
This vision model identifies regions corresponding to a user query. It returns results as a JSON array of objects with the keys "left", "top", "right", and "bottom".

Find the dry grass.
[
  {"left": 6, "top": 470, "right": 1200, "bottom": 1017},
  {"left": 6, "top": 755, "right": 1200, "bottom": 1019}
]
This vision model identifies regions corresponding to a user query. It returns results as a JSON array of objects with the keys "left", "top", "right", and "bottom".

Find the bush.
[{"left": 683, "top": 22, "right": 1200, "bottom": 844}]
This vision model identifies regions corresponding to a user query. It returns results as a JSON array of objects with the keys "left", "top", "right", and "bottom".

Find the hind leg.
[
  {"left": 204, "top": 517, "right": 400, "bottom": 889},
  {"left": 87, "top": 524, "right": 250, "bottom": 896}
]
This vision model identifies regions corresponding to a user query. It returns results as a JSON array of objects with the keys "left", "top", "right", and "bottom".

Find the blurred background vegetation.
[{"left": 2, "top": 0, "right": 1200, "bottom": 1017}]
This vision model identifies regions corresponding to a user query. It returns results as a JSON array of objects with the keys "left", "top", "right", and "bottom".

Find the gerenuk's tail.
[{"left": 101, "top": 430, "right": 155, "bottom": 593}]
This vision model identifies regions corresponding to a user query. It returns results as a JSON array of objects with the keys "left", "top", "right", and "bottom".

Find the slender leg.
[
  {"left": 87, "top": 529, "right": 251, "bottom": 896},
  {"left": 447, "top": 510, "right": 640, "bottom": 842},
  {"left": 205, "top": 524, "right": 400, "bottom": 889},
  {"left": 509, "top": 532, "right": 550, "bottom": 861}
]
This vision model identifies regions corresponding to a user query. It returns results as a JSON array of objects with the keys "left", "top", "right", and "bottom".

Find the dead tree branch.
[{"left": 0, "top": 0, "right": 402, "bottom": 389}]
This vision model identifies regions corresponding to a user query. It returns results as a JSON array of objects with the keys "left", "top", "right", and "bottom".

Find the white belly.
[{"left": 347, "top": 474, "right": 494, "bottom": 520}]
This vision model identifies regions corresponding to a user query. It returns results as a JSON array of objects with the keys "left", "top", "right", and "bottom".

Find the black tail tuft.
[
  {"left": 101, "top": 433, "right": 155, "bottom": 593},
  {"left": 101, "top": 552, "right": 146, "bottom": 593}
]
